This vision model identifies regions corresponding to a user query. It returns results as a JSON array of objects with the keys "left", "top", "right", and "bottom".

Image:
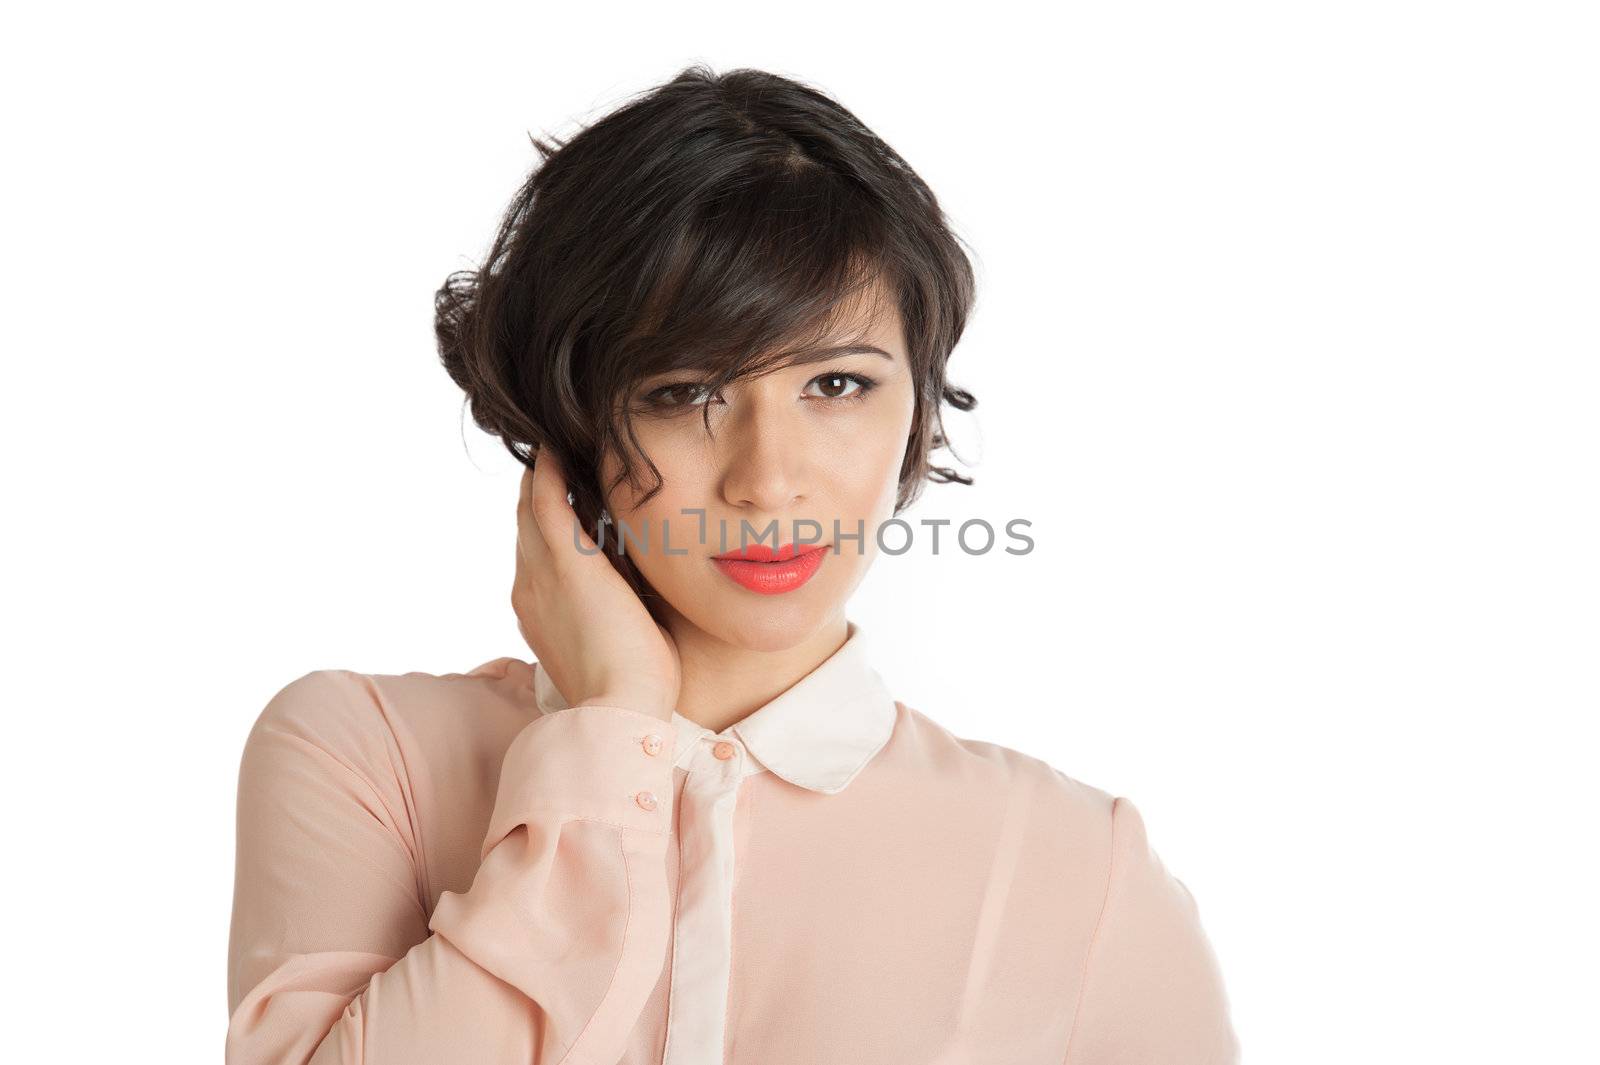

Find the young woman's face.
[{"left": 599, "top": 283, "right": 916, "bottom": 652}]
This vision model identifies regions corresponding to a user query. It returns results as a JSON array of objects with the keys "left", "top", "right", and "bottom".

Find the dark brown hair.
[{"left": 435, "top": 64, "right": 978, "bottom": 600}]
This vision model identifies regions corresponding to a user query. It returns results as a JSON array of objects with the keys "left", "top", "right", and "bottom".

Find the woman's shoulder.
[
  {"left": 242, "top": 656, "right": 541, "bottom": 772},
  {"left": 888, "top": 703, "right": 1222, "bottom": 978},
  {"left": 235, "top": 657, "right": 548, "bottom": 907},
  {"left": 884, "top": 708, "right": 1238, "bottom": 1058},
  {"left": 887, "top": 700, "right": 1121, "bottom": 838}
]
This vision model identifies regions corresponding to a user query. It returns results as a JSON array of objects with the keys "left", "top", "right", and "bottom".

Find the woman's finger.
[
  {"left": 516, "top": 461, "right": 548, "bottom": 573},
  {"left": 528, "top": 446, "right": 599, "bottom": 571}
]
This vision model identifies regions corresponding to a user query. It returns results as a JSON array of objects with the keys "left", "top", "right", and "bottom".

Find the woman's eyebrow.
[{"left": 791, "top": 344, "right": 895, "bottom": 364}]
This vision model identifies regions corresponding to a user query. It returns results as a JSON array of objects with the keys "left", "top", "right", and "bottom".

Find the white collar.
[{"left": 530, "top": 619, "right": 898, "bottom": 794}]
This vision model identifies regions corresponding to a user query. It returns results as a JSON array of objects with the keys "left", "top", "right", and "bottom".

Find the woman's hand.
[{"left": 512, "top": 447, "right": 681, "bottom": 721}]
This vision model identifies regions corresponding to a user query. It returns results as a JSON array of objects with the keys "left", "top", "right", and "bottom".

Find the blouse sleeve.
[
  {"left": 225, "top": 669, "right": 677, "bottom": 1065},
  {"left": 1062, "top": 797, "right": 1241, "bottom": 1065}
]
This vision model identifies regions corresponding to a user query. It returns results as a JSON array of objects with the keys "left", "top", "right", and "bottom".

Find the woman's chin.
[{"left": 673, "top": 586, "right": 839, "bottom": 653}]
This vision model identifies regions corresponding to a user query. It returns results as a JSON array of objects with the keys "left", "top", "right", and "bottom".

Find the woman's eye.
[
  {"left": 643, "top": 371, "right": 877, "bottom": 412},
  {"left": 805, "top": 372, "right": 877, "bottom": 402},
  {"left": 644, "top": 382, "right": 719, "bottom": 408}
]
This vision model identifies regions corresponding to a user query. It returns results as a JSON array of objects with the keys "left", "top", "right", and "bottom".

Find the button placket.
[
  {"left": 636, "top": 731, "right": 668, "bottom": 812},
  {"left": 661, "top": 734, "right": 745, "bottom": 1064}
]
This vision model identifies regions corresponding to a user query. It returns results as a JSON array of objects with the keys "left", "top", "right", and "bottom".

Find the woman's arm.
[
  {"left": 226, "top": 668, "right": 676, "bottom": 1065},
  {"left": 1062, "top": 797, "right": 1241, "bottom": 1065}
]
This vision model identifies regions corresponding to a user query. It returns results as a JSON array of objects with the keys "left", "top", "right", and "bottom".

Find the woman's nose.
[{"left": 717, "top": 399, "right": 808, "bottom": 514}]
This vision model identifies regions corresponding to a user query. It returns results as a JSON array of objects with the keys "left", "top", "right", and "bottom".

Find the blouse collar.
[{"left": 530, "top": 619, "right": 898, "bottom": 794}]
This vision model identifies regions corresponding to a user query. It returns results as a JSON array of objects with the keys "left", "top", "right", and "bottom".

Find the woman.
[{"left": 226, "top": 64, "right": 1239, "bottom": 1064}]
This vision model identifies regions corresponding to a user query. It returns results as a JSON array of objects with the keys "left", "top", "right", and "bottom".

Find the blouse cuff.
[{"left": 479, "top": 703, "right": 678, "bottom": 858}]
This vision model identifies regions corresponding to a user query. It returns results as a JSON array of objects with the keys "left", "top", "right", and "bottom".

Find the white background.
[{"left": 3, "top": 3, "right": 1596, "bottom": 1061}]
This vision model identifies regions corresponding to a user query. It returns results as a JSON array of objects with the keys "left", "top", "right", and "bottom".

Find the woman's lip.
[
  {"left": 711, "top": 547, "right": 827, "bottom": 595},
  {"left": 712, "top": 542, "right": 830, "bottom": 563}
]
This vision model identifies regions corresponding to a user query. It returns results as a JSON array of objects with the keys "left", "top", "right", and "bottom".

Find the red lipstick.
[{"left": 712, "top": 542, "right": 829, "bottom": 595}]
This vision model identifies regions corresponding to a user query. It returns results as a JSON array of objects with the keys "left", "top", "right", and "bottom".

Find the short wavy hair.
[{"left": 435, "top": 64, "right": 978, "bottom": 596}]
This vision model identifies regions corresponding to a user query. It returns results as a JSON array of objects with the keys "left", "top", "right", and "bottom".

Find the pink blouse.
[{"left": 226, "top": 621, "right": 1239, "bottom": 1063}]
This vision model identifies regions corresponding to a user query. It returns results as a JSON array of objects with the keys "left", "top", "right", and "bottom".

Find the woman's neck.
[{"left": 666, "top": 612, "right": 850, "bottom": 734}]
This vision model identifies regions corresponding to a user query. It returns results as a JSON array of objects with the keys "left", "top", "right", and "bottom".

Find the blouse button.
[
  {"left": 635, "top": 790, "right": 658, "bottom": 812},
  {"left": 712, "top": 741, "right": 736, "bottom": 761},
  {"left": 642, "top": 734, "right": 664, "bottom": 756}
]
